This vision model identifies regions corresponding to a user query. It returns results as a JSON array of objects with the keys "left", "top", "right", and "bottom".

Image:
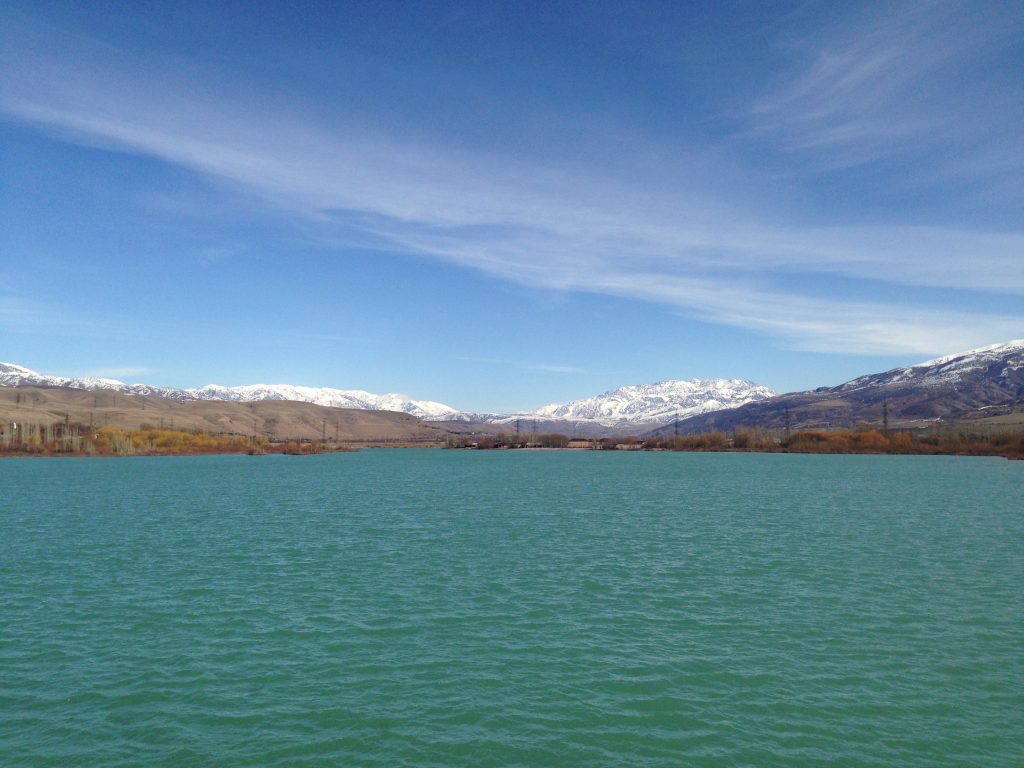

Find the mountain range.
[
  {"left": 447, "top": 379, "right": 775, "bottom": 427},
  {"left": 0, "top": 362, "right": 774, "bottom": 427},
  {"left": 653, "top": 340, "right": 1024, "bottom": 435},
  {"left": 4, "top": 339, "right": 1022, "bottom": 436},
  {"left": 0, "top": 363, "right": 459, "bottom": 420}
]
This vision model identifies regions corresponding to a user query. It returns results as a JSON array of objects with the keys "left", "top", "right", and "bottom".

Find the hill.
[
  {"left": 0, "top": 363, "right": 458, "bottom": 420},
  {"left": 652, "top": 340, "right": 1024, "bottom": 435},
  {"left": 0, "top": 387, "right": 485, "bottom": 446}
]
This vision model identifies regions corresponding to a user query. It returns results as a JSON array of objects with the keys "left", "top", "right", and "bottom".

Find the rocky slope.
[{"left": 654, "top": 340, "right": 1024, "bottom": 434}]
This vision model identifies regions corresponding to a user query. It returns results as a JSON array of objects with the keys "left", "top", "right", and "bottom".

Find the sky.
[{"left": 1, "top": 0, "right": 1022, "bottom": 412}]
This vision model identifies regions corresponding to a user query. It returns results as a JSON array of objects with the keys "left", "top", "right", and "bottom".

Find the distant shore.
[
  {"left": 445, "top": 428, "right": 1024, "bottom": 461},
  {"left": 2, "top": 423, "right": 1022, "bottom": 461}
]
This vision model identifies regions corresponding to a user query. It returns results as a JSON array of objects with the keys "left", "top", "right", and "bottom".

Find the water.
[{"left": 2, "top": 450, "right": 1022, "bottom": 766}]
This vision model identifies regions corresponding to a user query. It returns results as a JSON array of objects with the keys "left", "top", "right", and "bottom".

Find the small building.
[{"left": 567, "top": 439, "right": 595, "bottom": 449}]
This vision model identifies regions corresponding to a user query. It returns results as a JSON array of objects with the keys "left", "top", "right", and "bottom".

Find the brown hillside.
[{"left": 0, "top": 386, "right": 468, "bottom": 445}]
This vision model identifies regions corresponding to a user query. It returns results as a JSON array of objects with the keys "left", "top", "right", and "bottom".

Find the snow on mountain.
[
  {"left": 664, "top": 339, "right": 1024, "bottom": 435},
  {"left": 837, "top": 339, "right": 1024, "bottom": 392},
  {"left": 460, "top": 379, "right": 776, "bottom": 426},
  {"left": 1, "top": 361, "right": 776, "bottom": 426},
  {"left": 187, "top": 383, "right": 459, "bottom": 419},
  {"left": 522, "top": 379, "right": 776, "bottom": 425},
  {"left": 0, "top": 363, "right": 460, "bottom": 420},
  {"left": 0, "top": 362, "right": 41, "bottom": 384},
  {"left": 0, "top": 362, "right": 137, "bottom": 393},
  {"left": 15, "top": 340, "right": 1014, "bottom": 430}
]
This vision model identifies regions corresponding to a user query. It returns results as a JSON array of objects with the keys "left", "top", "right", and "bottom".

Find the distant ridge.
[
  {"left": 0, "top": 384, "right": 463, "bottom": 444},
  {"left": 650, "top": 340, "right": 1024, "bottom": 434},
  {"left": 5, "top": 340, "right": 1021, "bottom": 434},
  {"left": 455, "top": 379, "right": 776, "bottom": 427},
  {"left": 0, "top": 362, "right": 460, "bottom": 421},
  {"left": 0, "top": 363, "right": 774, "bottom": 426}
]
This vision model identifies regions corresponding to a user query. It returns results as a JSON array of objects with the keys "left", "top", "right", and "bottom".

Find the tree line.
[
  {"left": 447, "top": 426, "right": 1024, "bottom": 459},
  {"left": 4, "top": 420, "right": 1022, "bottom": 459}
]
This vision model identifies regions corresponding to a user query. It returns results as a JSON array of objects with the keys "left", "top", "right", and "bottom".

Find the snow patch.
[
  {"left": 468, "top": 379, "right": 776, "bottom": 426},
  {"left": 0, "top": 362, "right": 461, "bottom": 420}
]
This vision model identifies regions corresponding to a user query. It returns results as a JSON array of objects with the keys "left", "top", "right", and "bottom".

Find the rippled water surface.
[{"left": 2, "top": 450, "right": 1022, "bottom": 766}]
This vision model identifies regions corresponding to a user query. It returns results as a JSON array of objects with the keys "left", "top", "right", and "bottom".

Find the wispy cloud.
[
  {"left": 752, "top": 0, "right": 1024, "bottom": 175},
  {"left": 1, "top": 7, "right": 1020, "bottom": 358}
]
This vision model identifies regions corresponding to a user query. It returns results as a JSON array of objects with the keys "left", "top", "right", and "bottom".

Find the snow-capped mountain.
[
  {"left": 0, "top": 362, "right": 144, "bottom": 393},
  {"left": 837, "top": 339, "right": 1024, "bottom": 392},
  {"left": 525, "top": 379, "right": 775, "bottom": 425},
  {"left": 654, "top": 339, "right": 1024, "bottom": 434},
  {"left": 1, "top": 362, "right": 776, "bottom": 426},
  {"left": 183, "top": 383, "right": 458, "bottom": 419},
  {"left": 443, "top": 379, "right": 775, "bottom": 426},
  {"left": 6, "top": 340, "right": 1021, "bottom": 432},
  {"left": 0, "top": 363, "right": 459, "bottom": 420}
]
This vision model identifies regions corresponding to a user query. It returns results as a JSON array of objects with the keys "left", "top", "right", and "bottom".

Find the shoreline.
[
  {"left": 3, "top": 421, "right": 1022, "bottom": 461},
  {"left": 4, "top": 445, "right": 1021, "bottom": 461}
]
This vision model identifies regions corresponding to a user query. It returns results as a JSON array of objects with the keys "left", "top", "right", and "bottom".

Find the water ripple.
[{"left": 2, "top": 452, "right": 1022, "bottom": 766}]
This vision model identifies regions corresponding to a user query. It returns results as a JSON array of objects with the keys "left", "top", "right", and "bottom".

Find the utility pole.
[{"left": 784, "top": 408, "right": 792, "bottom": 439}]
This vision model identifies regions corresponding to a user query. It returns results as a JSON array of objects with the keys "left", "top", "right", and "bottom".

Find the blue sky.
[{"left": 1, "top": 0, "right": 1021, "bottom": 412}]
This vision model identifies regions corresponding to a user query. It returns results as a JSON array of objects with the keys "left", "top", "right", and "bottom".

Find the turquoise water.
[{"left": 2, "top": 450, "right": 1022, "bottom": 766}]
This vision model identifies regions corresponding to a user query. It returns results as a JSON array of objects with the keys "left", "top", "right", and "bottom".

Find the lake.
[{"left": 2, "top": 450, "right": 1022, "bottom": 766}]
